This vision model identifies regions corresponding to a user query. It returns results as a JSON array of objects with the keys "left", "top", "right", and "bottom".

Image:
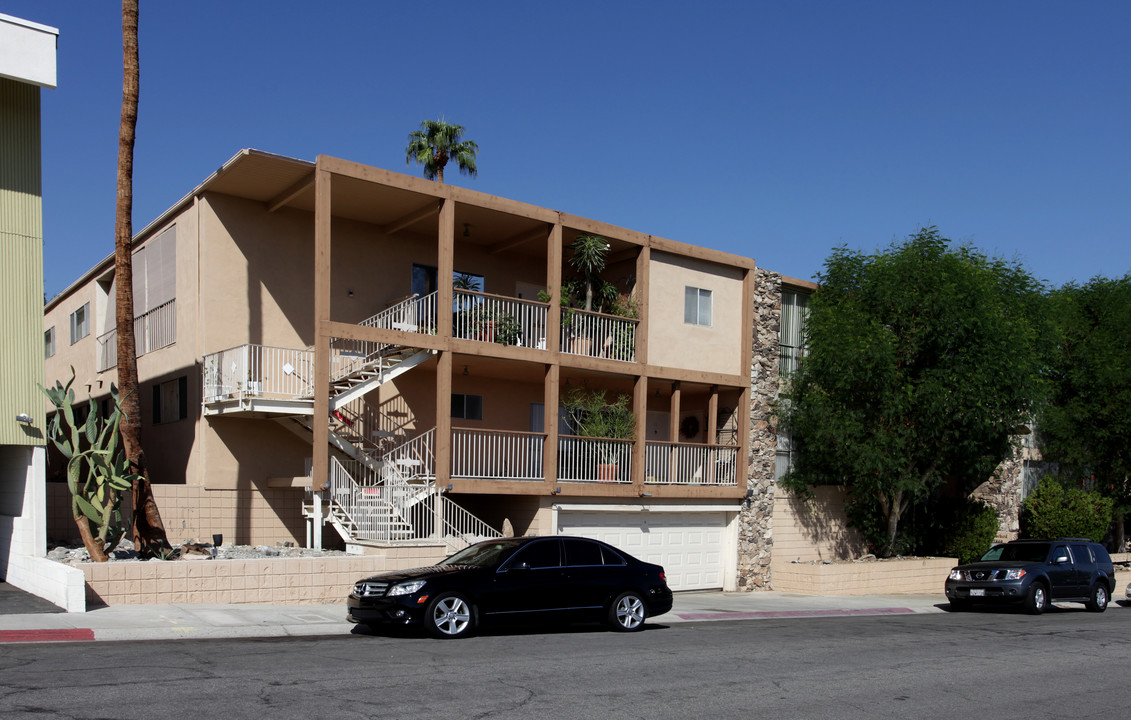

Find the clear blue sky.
[{"left": 10, "top": 1, "right": 1130, "bottom": 299}]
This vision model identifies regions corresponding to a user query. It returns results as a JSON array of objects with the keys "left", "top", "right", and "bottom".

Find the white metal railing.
[
  {"left": 361, "top": 292, "right": 438, "bottom": 335},
  {"left": 95, "top": 299, "right": 177, "bottom": 371},
  {"left": 325, "top": 455, "right": 499, "bottom": 547},
  {"left": 557, "top": 436, "right": 633, "bottom": 483},
  {"left": 453, "top": 289, "right": 548, "bottom": 348},
  {"left": 383, "top": 428, "right": 435, "bottom": 484},
  {"left": 202, "top": 344, "right": 314, "bottom": 403},
  {"left": 560, "top": 307, "right": 636, "bottom": 362},
  {"left": 645, "top": 442, "right": 739, "bottom": 486},
  {"left": 451, "top": 428, "right": 545, "bottom": 481},
  {"left": 441, "top": 496, "right": 503, "bottom": 550}
]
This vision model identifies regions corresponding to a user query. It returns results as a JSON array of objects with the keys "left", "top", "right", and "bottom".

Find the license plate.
[{"left": 969, "top": 589, "right": 985, "bottom": 597}]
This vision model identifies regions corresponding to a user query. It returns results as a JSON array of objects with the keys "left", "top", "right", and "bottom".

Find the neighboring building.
[
  {"left": 1, "top": 13, "right": 83, "bottom": 610},
  {"left": 45, "top": 150, "right": 765, "bottom": 591}
]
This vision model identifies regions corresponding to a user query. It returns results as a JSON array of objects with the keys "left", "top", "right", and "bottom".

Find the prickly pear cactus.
[{"left": 41, "top": 369, "right": 137, "bottom": 562}]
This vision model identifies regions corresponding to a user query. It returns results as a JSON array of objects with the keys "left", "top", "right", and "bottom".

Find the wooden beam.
[
  {"left": 266, "top": 477, "right": 312, "bottom": 488},
  {"left": 266, "top": 172, "right": 314, "bottom": 213},
  {"left": 382, "top": 201, "right": 440, "bottom": 236},
  {"left": 648, "top": 235, "right": 758, "bottom": 270},
  {"left": 489, "top": 226, "right": 549, "bottom": 254},
  {"left": 437, "top": 199, "right": 454, "bottom": 337},
  {"left": 435, "top": 351, "right": 452, "bottom": 487}
]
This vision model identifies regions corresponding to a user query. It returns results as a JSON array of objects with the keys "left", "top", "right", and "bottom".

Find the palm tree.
[
  {"left": 405, "top": 119, "right": 478, "bottom": 183},
  {"left": 115, "top": 0, "right": 171, "bottom": 558}
]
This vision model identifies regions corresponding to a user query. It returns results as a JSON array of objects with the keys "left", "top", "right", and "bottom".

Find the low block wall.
[
  {"left": 77, "top": 545, "right": 448, "bottom": 607},
  {"left": 771, "top": 557, "right": 957, "bottom": 595}
]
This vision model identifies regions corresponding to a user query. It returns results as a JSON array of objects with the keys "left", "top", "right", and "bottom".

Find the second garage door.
[{"left": 557, "top": 510, "right": 727, "bottom": 591}]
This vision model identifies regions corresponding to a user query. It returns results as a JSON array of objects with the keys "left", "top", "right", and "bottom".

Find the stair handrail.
[
  {"left": 441, "top": 495, "right": 502, "bottom": 545},
  {"left": 382, "top": 428, "right": 435, "bottom": 485}
]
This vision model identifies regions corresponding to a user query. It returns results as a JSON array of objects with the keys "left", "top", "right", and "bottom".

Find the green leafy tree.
[
  {"left": 1039, "top": 274, "right": 1131, "bottom": 515},
  {"left": 779, "top": 228, "right": 1047, "bottom": 556},
  {"left": 405, "top": 119, "right": 478, "bottom": 184}
]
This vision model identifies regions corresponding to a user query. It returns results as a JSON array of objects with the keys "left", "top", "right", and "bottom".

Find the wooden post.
[
  {"left": 434, "top": 198, "right": 455, "bottom": 487},
  {"left": 669, "top": 381, "right": 681, "bottom": 484},
  {"left": 543, "top": 364, "right": 559, "bottom": 490},
  {"left": 311, "top": 163, "right": 333, "bottom": 549},
  {"left": 635, "top": 244, "right": 650, "bottom": 365},
  {"left": 633, "top": 375, "right": 647, "bottom": 493},
  {"left": 547, "top": 221, "right": 562, "bottom": 353}
]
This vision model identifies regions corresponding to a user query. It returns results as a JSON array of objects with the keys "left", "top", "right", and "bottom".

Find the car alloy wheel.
[
  {"left": 1086, "top": 584, "right": 1109, "bottom": 613},
  {"left": 1025, "top": 583, "right": 1047, "bottom": 615},
  {"left": 425, "top": 592, "right": 475, "bottom": 639},
  {"left": 609, "top": 591, "right": 646, "bottom": 632}
]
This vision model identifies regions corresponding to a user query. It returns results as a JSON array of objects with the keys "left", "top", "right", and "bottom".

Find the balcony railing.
[
  {"left": 560, "top": 308, "right": 636, "bottom": 362},
  {"left": 203, "top": 344, "right": 314, "bottom": 403},
  {"left": 96, "top": 299, "right": 177, "bottom": 372},
  {"left": 451, "top": 428, "right": 545, "bottom": 481},
  {"left": 453, "top": 289, "right": 548, "bottom": 348},
  {"left": 645, "top": 442, "right": 739, "bottom": 486},
  {"left": 557, "top": 435, "right": 634, "bottom": 484}
]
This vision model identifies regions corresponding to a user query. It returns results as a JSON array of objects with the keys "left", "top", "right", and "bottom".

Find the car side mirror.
[{"left": 1053, "top": 555, "right": 1069, "bottom": 564}]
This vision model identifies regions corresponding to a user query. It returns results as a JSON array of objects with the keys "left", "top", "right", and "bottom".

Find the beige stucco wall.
[
  {"left": 772, "top": 485, "right": 867, "bottom": 564},
  {"left": 646, "top": 251, "right": 743, "bottom": 376}
]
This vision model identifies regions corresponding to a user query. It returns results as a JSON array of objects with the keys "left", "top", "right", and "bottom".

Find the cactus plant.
[{"left": 41, "top": 369, "right": 137, "bottom": 562}]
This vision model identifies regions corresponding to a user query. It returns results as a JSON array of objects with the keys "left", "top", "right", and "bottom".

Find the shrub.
[
  {"left": 1020, "top": 476, "right": 1113, "bottom": 542},
  {"left": 936, "top": 500, "right": 1000, "bottom": 564}
]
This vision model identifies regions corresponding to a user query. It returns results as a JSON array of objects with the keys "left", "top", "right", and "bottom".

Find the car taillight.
[{"left": 659, "top": 572, "right": 667, "bottom": 583}]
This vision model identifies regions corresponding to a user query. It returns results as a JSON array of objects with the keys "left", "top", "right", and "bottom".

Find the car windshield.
[
  {"left": 439, "top": 540, "right": 523, "bottom": 568},
  {"left": 980, "top": 543, "right": 1051, "bottom": 563}
]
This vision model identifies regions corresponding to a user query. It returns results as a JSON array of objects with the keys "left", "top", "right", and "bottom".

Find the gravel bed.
[{"left": 46, "top": 538, "right": 349, "bottom": 565}]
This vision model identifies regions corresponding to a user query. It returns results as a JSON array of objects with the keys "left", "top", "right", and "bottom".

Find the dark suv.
[{"left": 944, "top": 538, "right": 1115, "bottom": 614}]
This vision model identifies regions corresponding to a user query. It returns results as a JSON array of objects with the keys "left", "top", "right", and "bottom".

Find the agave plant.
[{"left": 41, "top": 369, "right": 137, "bottom": 562}]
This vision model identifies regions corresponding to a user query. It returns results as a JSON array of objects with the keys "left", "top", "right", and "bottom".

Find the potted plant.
[{"left": 562, "top": 387, "right": 635, "bottom": 481}]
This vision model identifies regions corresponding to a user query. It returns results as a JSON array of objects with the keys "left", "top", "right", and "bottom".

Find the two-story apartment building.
[{"left": 46, "top": 149, "right": 791, "bottom": 591}]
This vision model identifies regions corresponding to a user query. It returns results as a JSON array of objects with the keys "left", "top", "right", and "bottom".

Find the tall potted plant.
[{"left": 563, "top": 387, "right": 636, "bottom": 481}]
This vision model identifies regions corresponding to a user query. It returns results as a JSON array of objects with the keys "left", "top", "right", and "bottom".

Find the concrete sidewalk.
[{"left": 0, "top": 590, "right": 948, "bottom": 644}]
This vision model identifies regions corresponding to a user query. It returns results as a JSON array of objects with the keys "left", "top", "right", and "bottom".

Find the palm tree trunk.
[{"left": 115, "top": 0, "right": 171, "bottom": 558}]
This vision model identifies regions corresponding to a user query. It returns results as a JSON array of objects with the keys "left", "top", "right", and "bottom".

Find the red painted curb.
[
  {"left": 675, "top": 607, "right": 916, "bottom": 621},
  {"left": 0, "top": 629, "right": 97, "bottom": 643}
]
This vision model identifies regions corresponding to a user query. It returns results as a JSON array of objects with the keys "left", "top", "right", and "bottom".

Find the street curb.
[
  {"left": 0, "top": 629, "right": 96, "bottom": 643},
  {"left": 673, "top": 607, "right": 917, "bottom": 622}
]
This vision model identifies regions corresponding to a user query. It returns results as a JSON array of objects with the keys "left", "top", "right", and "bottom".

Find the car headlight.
[
  {"left": 948, "top": 569, "right": 962, "bottom": 581},
  {"left": 387, "top": 580, "right": 426, "bottom": 596},
  {"left": 1003, "top": 569, "right": 1026, "bottom": 580}
]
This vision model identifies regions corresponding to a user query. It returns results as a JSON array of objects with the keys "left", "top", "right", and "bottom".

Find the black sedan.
[{"left": 347, "top": 535, "right": 673, "bottom": 638}]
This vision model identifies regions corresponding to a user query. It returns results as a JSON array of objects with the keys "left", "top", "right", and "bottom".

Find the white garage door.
[{"left": 557, "top": 511, "right": 726, "bottom": 591}]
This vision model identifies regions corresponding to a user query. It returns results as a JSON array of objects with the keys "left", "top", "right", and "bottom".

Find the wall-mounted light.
[
  {"left": 347, "top": 289, "right": 354, "bottom": 297},
  {"left": 15, "top": 413, "right": 33, "bottom": 425},
  {"left": 463, "top": 223, "right": 471, "bottom": 237},
  {"left": 463, "top": 365, "right": 469, "bottom": 376}
]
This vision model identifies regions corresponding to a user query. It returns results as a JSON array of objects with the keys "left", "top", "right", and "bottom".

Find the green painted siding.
[{"left": 0, "top": 77, "right": 46, "bottom": 446}]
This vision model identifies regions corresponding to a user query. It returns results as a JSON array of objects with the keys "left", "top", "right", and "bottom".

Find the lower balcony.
[{"left": 447, "top": 428, "right": 738, "bottom": 487}]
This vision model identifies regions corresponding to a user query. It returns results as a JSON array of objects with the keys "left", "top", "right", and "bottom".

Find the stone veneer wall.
[
  {"left": 47, "top": 483, "right": 307, "bottom": 547},
  {"left": 737, "top": 267, "right": 782, "bottom": 589},
  {"left": 973, "top": 441, "right": 1046, "bottom": 543}
]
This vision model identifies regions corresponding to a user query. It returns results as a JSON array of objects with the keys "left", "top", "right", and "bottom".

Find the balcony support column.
[
  {"left": 435, "top": 351, "right": 452, "bottom": 487},
  {"left": 668, "top": 381, "right": 681, "bottom": 482},
  {"left": 632, "top": 375, "right": 647, "bottom": 493},
  {"left": 546, "top": 222, "right": 562, "bottom": 353},
  {"left": 311, "top": 163, "right": 333, "bottom": 550},
  {"left": 708, "top": 385, "right": 719, "bottom": 484},
  {"left": 543, "top": 364, "right": 559, "bottom": 490}
]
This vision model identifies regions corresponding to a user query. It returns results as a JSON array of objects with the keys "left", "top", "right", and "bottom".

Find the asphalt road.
[{"left": 2, "top": 607, "right": 1129, "bottom": 719}]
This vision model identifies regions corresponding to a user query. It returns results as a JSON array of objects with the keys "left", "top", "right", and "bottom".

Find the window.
[
  {"left": 684, "top": 286, "right": 712, "bottom": 326},
  {"left": 69, "top": 303, "right": 90, "bottom": 344},
  {"left": 451, "top": 393, "right": 483, "bottom": 420},
  {"left": 507, "top": 540, "right": 561, "bottom": 569},
  {"left": 563, "top": 539, "right": 604, "bottom": 567},
  {"left": 153, "top": 376, "right": 188, "bottom": 424},
  {"left": 45, "top": 327, "right": 55, "bottom": 358},
  {"left": 779, "top": 288, "right": 810, "bottom": 376}
]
